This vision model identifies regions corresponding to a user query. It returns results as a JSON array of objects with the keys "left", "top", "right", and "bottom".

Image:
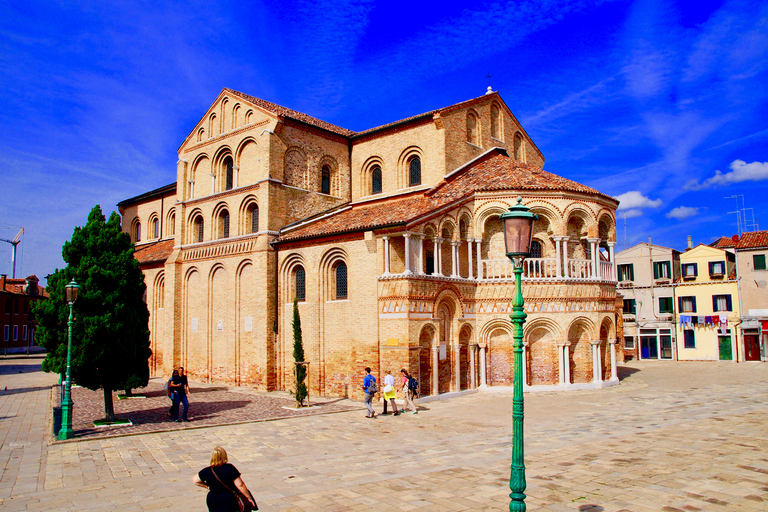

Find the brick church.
[{"left": 118, "top": 87, "right": 623, "bottom": 400}]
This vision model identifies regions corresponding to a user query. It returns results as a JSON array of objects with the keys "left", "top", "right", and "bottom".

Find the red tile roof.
[
  {"left": 227, "top": 89, "right": 356, "bottom": 137},
  {"left": 277, "top": 149, "right": 615, "bottom": 243},
  {"left": 1, "top": 276, "right": 47, "bottom": 297},
  {"left": 711, "top": 236, "right": 737, "bottom": 248},
  {"left": 736, "top": 230, "right": 768, "bottom": 250},
  {"left": 134, "top": 239, "right": 175, "bottom": 266}
]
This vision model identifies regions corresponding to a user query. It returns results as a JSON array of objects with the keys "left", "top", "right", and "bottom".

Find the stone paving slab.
[{"left": 2, "top": 357, "right": 768, "bottom": 510}]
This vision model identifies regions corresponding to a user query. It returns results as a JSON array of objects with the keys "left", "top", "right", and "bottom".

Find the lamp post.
[
  {"left": 500, "top": 197, "right": 537, "bottom": 512},
  {"left": 59, "top": 279, "right": 79, "bottom": 440}
]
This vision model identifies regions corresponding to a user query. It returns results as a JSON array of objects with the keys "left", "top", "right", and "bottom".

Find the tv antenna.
[
  {"left": 724, "top": 195, "right": 743, "bottom": 236},
  {"left": 0, "top": 227, "right": 24, "bottom": 278}
]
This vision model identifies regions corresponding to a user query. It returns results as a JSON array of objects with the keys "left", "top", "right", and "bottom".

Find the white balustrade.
[
  {"left": 567, "top": 258, "right": 593, "bottom": 280},
  {"left": 599, "top": 261, "right": 612, "bottom": 280},
  {"left": 477, "top": 257, "right": 612, "bottom": 282}
]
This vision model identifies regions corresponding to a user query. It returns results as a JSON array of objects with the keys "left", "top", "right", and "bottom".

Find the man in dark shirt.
[{"left": 171, "top": 366, "right": 191, "bottom": 422}]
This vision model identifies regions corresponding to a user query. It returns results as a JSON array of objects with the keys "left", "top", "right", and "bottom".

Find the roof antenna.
[{"left": 485, "top": 74, "right": 493, "bottom": 95}]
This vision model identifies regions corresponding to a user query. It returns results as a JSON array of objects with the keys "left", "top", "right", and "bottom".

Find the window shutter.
[
  {"left": 692, "top": 296, "right": 697, "bottom": 312},
  {"left": 708, "top": 262, "right": 714, "bottom": 275},
  {"left": 678, "top": 297, "right": 683, "bottom": 312},
  {"left": 629, "top": 264, "right": 635, "bottom": 281},
  {"left": 654, "top": 263, "right": 659, "bottom": 279},
  {"left": 726, "top": 295, "right": 732, "bottom": 311},
  {"left": 712, "top": 295, "right": 718, "bottom": 312}
]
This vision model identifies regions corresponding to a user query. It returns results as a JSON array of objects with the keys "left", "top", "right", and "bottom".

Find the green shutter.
[
  {"left": 654, "top": 263, "right": 659, "bottom": 279},
  {"left": 754, "top": 254, "right": 767, "bottom": 270},
  {"left": 629, "top": 264, "right": 635, "bottom": 281}
]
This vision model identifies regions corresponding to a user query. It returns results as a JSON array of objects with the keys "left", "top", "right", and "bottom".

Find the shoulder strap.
[{"left": 210, "top": 467, "right": 238, "bottom": 496}]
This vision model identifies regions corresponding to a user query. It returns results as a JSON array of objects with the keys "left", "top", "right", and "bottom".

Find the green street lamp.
[
  {"left": 500, "top": 197, "right": 538, "bottom": 512},
  {"left": 59, "top": 279, "right": 79, "bottom": 440}
]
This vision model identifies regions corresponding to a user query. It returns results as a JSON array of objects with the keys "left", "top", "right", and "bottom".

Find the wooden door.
[{"left": 744, "top": 335, "right": 761, "bottom": 361}]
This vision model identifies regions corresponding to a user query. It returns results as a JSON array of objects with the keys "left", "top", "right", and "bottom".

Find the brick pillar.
[{"left": 609, "top": 338, "right": 618, "bottom": 381}]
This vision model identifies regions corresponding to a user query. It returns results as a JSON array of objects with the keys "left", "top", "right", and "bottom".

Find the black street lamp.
[
  {"left": 500, "top": 197, "right": 537, "bottom": 511},
  {"left": 59, "top": 280, "right": 79, "bottom": 440}
]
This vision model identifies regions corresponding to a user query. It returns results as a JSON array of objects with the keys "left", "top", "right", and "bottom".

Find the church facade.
[{"left": 118, "top": 88, "right": 622, "bottom": 400}]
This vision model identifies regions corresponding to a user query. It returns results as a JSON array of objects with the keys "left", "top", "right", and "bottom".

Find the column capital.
[
  {"left": 403, "top": 232, "right": 412, "bottom": 239},
  {"left": 608, "top": 338, "right": 617, "bottom": 345},
  {"left": 590, "top": 339, "right": 602, "bottom": 346},
  {"left": 382, "top": 235, "right": 390, "bottom": 241},
  {"left": 551, "top": 235, "right": 569, "bottom": 242},
  {"left": 450, "top": 240, "right": 461, "bottom": 247},
  {"left": 556, "top": 341, "right": 571, "bottom": 347},
  {"left": 606, "top": 241, "right": 617, "bottom": 247},
  {"left": 233, "top": 165, "right": 240, "bottom": 170},
  {"left": 587, "top": 237, "right": 600, "bottom": 244},
  {"left": 434, "top": 237, "right": 445, "bottom": 243}
]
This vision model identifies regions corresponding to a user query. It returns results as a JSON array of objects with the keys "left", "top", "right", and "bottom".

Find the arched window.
[
  {"left": 514, "top": 133, "right": 524, "bottom": 160},
  {"left": 335, "top": 262, "right": 347, "bottom": 299},
  {"left": 295, "top": 266, "right": 306, "bottom": 302},
  {"left": 135, "top": 222, "right": 141, "bottom": 242},
  {"left": 169, "top": 213, "right": 176, "bottom": 235},
  {"left": 249, "top": 204, "right": 259, "bottom": 233},
  {"left": 371, "top": 166, "right": 382, "bottom": 194},
  {"left": 530, "top": 240, "right": 542, "bottom": 258},
  {"left": 194, "top": 216, "right": 204, "bottom": 243},
  {"left": 219, "top": 210, "right": 230, "bottom": 238},
  {"left": 491, "top": 103, "right": 501, "bottom": 140},
  {"left": 225, "top": 157, "right": 233, "bottom": 190},
  {"left": 152, "top": 218, "right": 159, "bottom": 238},
  {"left": 321, "top": 165, "right": 331, "bottom": 194},
  {"left": 467, "top": 112, "right": 479, "bottom": 145},
  {"left": 409, "top": 157, "right": 421, "bottom": 187}
]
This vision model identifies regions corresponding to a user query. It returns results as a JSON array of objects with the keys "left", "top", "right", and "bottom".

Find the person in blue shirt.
[{"left": 363, "top": 367, "right": 376, "bottom": 418}]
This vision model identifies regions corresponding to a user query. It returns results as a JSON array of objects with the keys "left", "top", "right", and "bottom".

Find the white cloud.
[
  {"left": 614, "top": 191, "right": 663, "bottom": 211},
  {"left": 619, "top": 209, "right": 644, "bottom": 219},
  {"left": 666, "top": 206, "right": 701, "bottom": 220},
  {"left": 685, "top": 160, "right": 768, "bottom": 190}
]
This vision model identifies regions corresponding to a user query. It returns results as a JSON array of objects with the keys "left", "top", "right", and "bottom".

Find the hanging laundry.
[
  {"left": 705, "top": 316, "right": 713, "bottom": 326},
  {"left": 680, "top": 315, "right": 690, "bottom": 329},
  {"left": 692, "top": 315, "right": 699, "bottom": 325},
  {"left": 719, "top": 314, "right": 728, "bottom": 335},
  {"left": 712, "top": 316, "right": 720, "bottom": 327}
]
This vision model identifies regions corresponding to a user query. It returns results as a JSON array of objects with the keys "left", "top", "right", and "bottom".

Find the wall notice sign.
[
  {"left": 244, "top": 316, "right": 253, "bottom": 332},
  {"left": 217, "top": 320, "right": 224, "bottom": 332},
  {"left": 439, "top": 344, "right": 447, "bottom": 360},
  {"left": 191, "top": 318, "right": 198, "bottom": 332}
]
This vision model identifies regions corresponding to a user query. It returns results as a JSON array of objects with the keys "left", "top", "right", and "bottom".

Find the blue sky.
[{"left": 1, "top": 0, "right": 766, "bottom": 284}]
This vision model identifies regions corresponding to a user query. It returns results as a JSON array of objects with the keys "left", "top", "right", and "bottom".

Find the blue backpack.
[{"left": 407, "top": 377, "right": 418, "bottom": 392}]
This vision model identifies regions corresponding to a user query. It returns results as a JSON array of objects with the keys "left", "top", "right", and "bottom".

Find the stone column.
[
  {"left": 591, "top": 340, "right": 602, "bottom": 383},
  {"left": 609, "top": 338, "right": 618, "bottom": 381},
  {"left": 433, "top": 238, "right": 442, "bottom": 276},
  {"left": 432, "top": 345, "right": 439, "bottom": 396},
  {"left": 404, "top": 233, "right": 412, "bottom": 275},
  {"left": 418, "top": 234, "right": 425, "bottom": 275},
  {"left": 188, "top": 180, "right": 195, "bottom": 200},
  {"left": 233, "top": 165, "right": 239, "bottom": 188},
  {"left": 475, "top": 239, "right": 483, "bottom": 280},
  {"left": 607, "top": 241, "right": 617, "bottom": 281},
  {"left": 563, "top": 343, "right": 571, "bottom": 384},
  {"left": 588, "top": 237, "right": 600, "bottom": 278},
  {"left": 469, "top": 343, "right": 477, "bottom": 388},
  {"left": 479, "top": 346, "right": 487, "bottom": 387},
  {"left": 468, "top": 239, "right": 474, "bottom": 279},
  {"left": 382, "top": 236, "right": 390, "bottom": 275},
  {"left": 552, "top": 236, "right": 564, "bottom": 278},
  {"left": 210, "top": 172, "right": 216, "bottom": 193},
  {"left": 557, "top": 342, "right": 566, "bottom": 385},
  {"left": 562, "top": 238, "right": 570, "bottom": 278},
  {"left": 453, "top": 344, "right": 461, "bottom": 391},
  {"left": 451, "top": 241, "right": 461, "bottom": 278}
]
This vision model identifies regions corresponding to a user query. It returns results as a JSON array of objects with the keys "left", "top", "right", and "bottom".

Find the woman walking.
[
  {"left": 193, "top": 446, "right": 256, "bottom": 512},
  {"left": 400, "top": 368, "right": 417, "bottom": 414}
]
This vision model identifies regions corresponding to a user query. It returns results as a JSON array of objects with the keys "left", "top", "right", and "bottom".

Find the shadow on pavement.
[{"left": 617, "top": 365, "right": 641, "bottom": 381}]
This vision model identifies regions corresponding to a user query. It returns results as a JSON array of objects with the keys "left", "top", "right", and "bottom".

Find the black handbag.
[{"left": 210, "top": 467, "right": 258, "bottom": 512}]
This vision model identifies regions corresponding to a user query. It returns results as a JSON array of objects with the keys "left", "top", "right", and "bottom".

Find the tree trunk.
[
  {"left": 123, "top": 388, "right": 133, "bottom": 396},
  {"left": 103, "top": 386, "right": 115, "bottom": 421}
]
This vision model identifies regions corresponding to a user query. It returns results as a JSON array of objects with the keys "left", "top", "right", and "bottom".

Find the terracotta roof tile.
[
  {"left": 735, "top": 230, "right": 768, "bottom": 249},
  {"left": 277, "top": 150, "right": 615, "bottom": 243},
  {"left": 711, "top": 236, "right": 737, "bottom": 248},
  {"left": 227, "top": 89, "right": 356, "bottom": 137},
  {"left": 134, "top": 239, "right": 174, "bottom": 266}
]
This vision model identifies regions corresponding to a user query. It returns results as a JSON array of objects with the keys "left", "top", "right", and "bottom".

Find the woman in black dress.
[{"left": 193, "top": 446, "right": 255, "bottom": 512}]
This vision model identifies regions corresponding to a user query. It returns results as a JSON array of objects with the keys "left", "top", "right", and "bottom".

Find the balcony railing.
[{"left": 480, "top": 257, "right": 615, "bottom": 282}]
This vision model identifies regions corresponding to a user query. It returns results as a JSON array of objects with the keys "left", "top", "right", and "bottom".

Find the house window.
[
  {"left": 3, "top": 325, "right": 8, "bottom": 341},
  {"left": 169, "top": 213, "right": 176, "bottom": 235},
  {"left": 513, "top": 133, "right": 524, "bottom": 160},
  {"left": 371, "top": 166, "right": 382, "bottom": 195},
  {"left": 4, "top": 299, "right": 10, "bottom": 314},
  {"left": 13, "top": 299, "right": 18, "bottom": 314},
  {"left": 13, "top": 325, "right": 18, "bottom": 341},
  {"left": 708, "top": 260, "right": 725, "bottom": 277},
  {"left": 194, "top": 216, "right": 204, "bottom": 243},
  {"left": 653, "top": 261, "right": 671, "bottom": 279},
  {"left": 22, "top": 325, "right": 27, "bottom": 340},
  {"left": 295, "top": 266, "right": 306, "bottom": 302},
  {"left": 753, "top": 254, "right": 766, "bottom": 270},
  {"left": 335, "top": 262, "right": 348, "bottom": 300},
  {"left": 249, "top": 204, "right": 259, "bottom": 233},
  {"left": 684, "top": 329, "right": 695, "bottom": 349},
  {"left": 712, "top": 294, "right": 732, "bottom": 312},
  {"left": 679, "top": 296, "right": 697, "bottom": 313},
  {"left": 219, "top": 211, "right": 230, "bottom": 238},
  {"left": 23, "top": 301, "right": 28, "bottom": 314},
  {"left": 530, "top": 240, "right": 542, "bottom": 259},
  {"left": 409, "top": 157, "right": 421, "bottom": 187},
  {"left": 225, "top": 157, "right": 234, "bottom": 190},
  {"left": 321, "top": 165, "right": 331, "bottom": 194},
  {"left": 682, "top": 263, "right": 697, "bottom": 278},
  {"left": 658, "top": 297, "right": 674, "bottom": 314},
  {"left": 152, "top": 218, "right": 160, "bottom": 238},
  {"left": 623, "top": 299, "right": 636, "bottom": 315},
  {"left": 624, "top": 336, "right": 635, "bottom": 349},
  {"left": 135, "top": 222, "right": 141, "bottom": 242},
  {"left": 618, "top": 264, "right": 634, "bottom": 282}
]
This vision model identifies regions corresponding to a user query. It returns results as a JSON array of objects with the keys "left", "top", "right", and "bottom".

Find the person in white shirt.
[{"left": 381, "top": 370, "right": 399, "bottom": 416}]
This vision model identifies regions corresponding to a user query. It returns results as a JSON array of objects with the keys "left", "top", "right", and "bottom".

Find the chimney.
[
  {"left": 687, "top": 235, "right": 693, "bottom": 249},
  {"left": 1, "top": 274, "right": 5, "bottom": 291}
]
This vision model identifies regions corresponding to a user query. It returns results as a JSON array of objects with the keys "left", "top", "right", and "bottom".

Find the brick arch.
[
  {"left": 360, "top": 155, "right": 384, "bottom": 197},
  {"left": 458, "top": 324, "right": 473, "bottom": 390},
  {"left": 318, "top": 155, "right": 340, "bottom": 196},
  {"left": 182, "top": 267, "right": 204, "bottom": 377},
  {"left": 211, "top": 201, "right": 231, "bottom": 240},
  {"left": 567, "top": 317, "right": 595, "bottom": 384},
  {"left": 237, "top": 139, "right": 259, "bottom": 187},
  {"left": 238, "top": 195, "right": 259, "bottom": 236},
  {"left": 191, "top": 154, "right": 211, "bottom": 197},
  {"left": 397, "top": 146, "right": 424, "bottom": 189},
  {"left": 418, "top": 323, "right": 437, "bottom": 396},
  {"left": 318, "top": 247, "right": 349, "bottom": 302},
  {"left": 524, "top": 318, "right": 560, "bottom": 385},
  {"left": 208, "top": 263, "right": 229, "bottom": 383},
  {"left": 283, "top": 146, "right": 307, "bottom": 189},
  {"left": 280, "top": 252, "right": 309, "bottom": 304}
]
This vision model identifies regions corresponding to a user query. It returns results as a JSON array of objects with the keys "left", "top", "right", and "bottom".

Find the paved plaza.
[{"left": 1, "top": 356, "right": 768, "bottom": 511}]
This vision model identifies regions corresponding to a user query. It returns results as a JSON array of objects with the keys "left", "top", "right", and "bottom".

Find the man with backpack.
[
  {"left": 362, "top": 367, "right": 377, "bottom": 418},
  {"left": 400, "top": 368, "right": 418, "bottom": 414}
]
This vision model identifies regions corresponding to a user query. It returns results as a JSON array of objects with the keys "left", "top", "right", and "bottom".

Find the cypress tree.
[{"left": 292, "top": 298, "right": 307, "bottom": 406}]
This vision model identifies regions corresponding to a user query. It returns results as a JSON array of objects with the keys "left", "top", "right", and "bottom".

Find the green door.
[{"left": 718, "top": 336, "right": 733, "bottom": 360}]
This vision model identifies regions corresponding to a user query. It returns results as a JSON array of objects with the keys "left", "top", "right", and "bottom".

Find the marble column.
[
  {"left": 591, "top": 340, "right": 602, "bottom": 383},
  {"left": 469, "top": 343, "right": 477, "bottom": 388},
  {"left": 453, "top": 344, "right": 461, "bottom": 391},
  {"left": 210, "top": 172, "right": 216, "bottom": 193},
  {"left": 382, "top": 236, "right": 390, "bottom": 275},
  {"left": 557, "top": 342, "right": 567, "bottom": 385},
  {"left": 188, "top": 180, "right": 195, "bottom": 200},
  {"left": 475, "top": 239, "right": 483, "bottom": 280},
  {"left": 552, "top": 236, "right": 564, "bottom": 278},
  {"left": 607, "top": 241, "right": 617, "bottom": 281},
  {"left": 479, "top": 346, "right": 487, "bottom": 387},
  {"left": 433, "top": 238, "right": 443, "bottom": 276},
  {"left": 562, "top": 238, "right": 570, "bottom": 278},
  {"left": 450, "top": 241, "right": 461, "bottom": 278},
  {"left": 233, "top": 165, "right": 239, "bottom": 188},
  {"left": 432, "top": 345, "right": 439, "bottom": 396},
  {"left": 467, "top": 239, "right": 474, "bottom": 279},
  {"left": 609, "top": 338, "right": 618, "bottom": 381},
  {"left": 404, "top": 233, "right": 412, "bottom": 275},
  {"left": 418, "top": 234, "right": 425, "bottom": 275},
  {"left": 588, "top": 237, "right": 599, "bottom": 278}
]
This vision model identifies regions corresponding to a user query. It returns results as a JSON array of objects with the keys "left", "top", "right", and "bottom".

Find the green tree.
[
  {"left": 292, "top": 298, "right": 307, "bottom": 406},
  {"left": 34, "top": 205, "right": 151, "bottom": 421}
]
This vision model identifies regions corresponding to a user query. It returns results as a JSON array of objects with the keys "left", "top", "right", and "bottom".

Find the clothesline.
[{"left": 679, "top": 314, "right": 729, "bottom": 334}]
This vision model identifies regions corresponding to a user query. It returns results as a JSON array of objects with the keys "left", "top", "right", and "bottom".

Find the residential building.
[
  {"left": 119, "top": 88, "right": 622, "bottom": 399},
  {"left": 1, "top": 275, "right": 47, "bottom": 354},
  {"left": 615, "top": 242, "right": 680, "bottom": 360},
  {"left": 675, "top": 244, "right": 739, "bottom": 361}
]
